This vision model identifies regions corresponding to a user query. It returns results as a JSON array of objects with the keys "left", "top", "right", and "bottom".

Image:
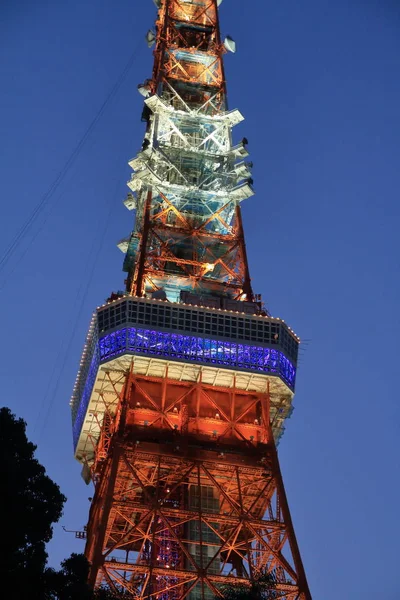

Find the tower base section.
[{"left": 84, "top": 368, "right": 310, "bottom": 599}]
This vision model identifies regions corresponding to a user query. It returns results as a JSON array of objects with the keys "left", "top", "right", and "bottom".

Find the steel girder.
[
  {"left": 84, "top": 369, "right": 310, "bottom": 599},
  {"left": 123, "top": 0, "right": 253, "bottom": 302}
]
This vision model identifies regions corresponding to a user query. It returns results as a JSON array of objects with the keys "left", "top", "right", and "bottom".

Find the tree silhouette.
[
  {"left": 0, "top": 407, "right": 66, "bottom": 599},
  {"left": 217, "top": 571, "right": 278, "bottom": 600},
  {"left": 44, "top": 553, "right": 92, "bottom": 600},
  {"left": 45, "top": 553, "right": 124, "bottom": 599},
  {"left": 1, "top": 407, "right": 122, "bottom": 599}
]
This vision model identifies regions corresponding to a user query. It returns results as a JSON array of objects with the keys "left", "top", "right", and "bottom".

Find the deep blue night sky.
[{"left": 1, "top": 1, "right": 400, "bottom": 597}]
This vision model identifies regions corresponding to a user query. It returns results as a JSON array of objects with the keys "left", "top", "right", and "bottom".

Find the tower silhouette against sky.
[{"left": 70, "top": 1, "right": 311, "bottom": 598}]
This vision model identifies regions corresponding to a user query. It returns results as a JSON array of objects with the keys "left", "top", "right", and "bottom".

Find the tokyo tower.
[{"left": 70, "top": 1, "right": 312, "bottom": 598}]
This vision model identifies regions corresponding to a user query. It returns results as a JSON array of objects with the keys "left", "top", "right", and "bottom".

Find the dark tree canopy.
[
  {"left": 45, "top": 553, "right": 92, "bottom": 600},
  {"left": 1, "top": 407, "right": 121, "bottom": 600},
  {"left": 45, "top": 554, "right": 124, "bottom": 599},
  {"left": 217, "top": 572, "right": 278, "bottom": 600},
  {"left": 0, "top": 407, "right": 66, "bottom": 598}
]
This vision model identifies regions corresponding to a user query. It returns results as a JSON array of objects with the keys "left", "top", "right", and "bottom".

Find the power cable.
[
  {"left": 30, "top": 39, "right": 146, "bottom": 437},
  {"left": 0, "top": 188, "right": 66, "bottom": 292},
  {"left": 34, "top": 159, "right": 127, "bottom": 440},
  {"left": 0, "top": 39, "right": 143, "bottom": 279}
]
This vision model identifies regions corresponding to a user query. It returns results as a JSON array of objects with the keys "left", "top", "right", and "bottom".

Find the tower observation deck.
[{"left": 70, "top": 1, "right": 311, "bottom": 598}]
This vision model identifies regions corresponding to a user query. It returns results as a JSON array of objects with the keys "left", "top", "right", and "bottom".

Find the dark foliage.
[
  {"left": 44, "top": 553, "right": 92, "bottom": 600},
  {"left": 45, "top": 554, "right": 123, "bottom": 599},
  {"left": 1, "top": 407, "right": 121, "bottom": 599},
  {"left": 217, "top": 571, "right": 278, "bottom": 600},
  {"left": 0, "top": 407, "right": 66, "bottom": 599}
]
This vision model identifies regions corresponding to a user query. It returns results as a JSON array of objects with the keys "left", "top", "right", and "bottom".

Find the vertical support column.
[
  {"left": 86, "top": 443, "right": 121, "bottom": 588},
  {"left": 235, "top": 205, "right": 253, "bottom": 301},
  {"left": 131, "top": 190, "right": 152, "bottom": 296},
  {"left": 268, "top": 429, "right": 312, "bottom": 600}
]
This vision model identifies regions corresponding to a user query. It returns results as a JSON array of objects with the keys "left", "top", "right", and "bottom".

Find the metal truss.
[
  {"left": 75, "top": 358, "right": 294, "bottom": 469},
  {"left": 122, "top": 0, "right": 254, "bottom": 303},
  {"left": 84, "top": 368, "right": 311, "bottom": 599},
  {"left": 75, "top": 1, "right": 312, "bottom": 598}
]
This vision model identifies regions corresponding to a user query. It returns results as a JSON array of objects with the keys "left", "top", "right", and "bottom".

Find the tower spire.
[{"left": 124, "top": 0, "right": 254, "bottom": 305}]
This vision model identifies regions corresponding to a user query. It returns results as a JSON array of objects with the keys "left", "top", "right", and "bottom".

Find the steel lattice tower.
[{"left": 70, "top": 1, "right": 311, "bottom": 598}]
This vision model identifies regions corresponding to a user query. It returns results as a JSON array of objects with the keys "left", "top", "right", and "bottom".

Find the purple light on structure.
[
  {"left": 99, "top": 327, "right": 296, "bottom": 387},
  {"left": 72, "top": 348, "right": 100, "bottom": 448}
]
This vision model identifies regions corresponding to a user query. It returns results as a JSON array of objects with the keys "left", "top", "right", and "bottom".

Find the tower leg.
[{"left": 83, "top": 371, "right": 311, "bottom": 599}]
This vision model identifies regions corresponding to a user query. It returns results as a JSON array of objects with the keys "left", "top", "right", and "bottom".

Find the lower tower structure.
[{"left": 70, "top": 1, "right": 311, "bottom": 598}]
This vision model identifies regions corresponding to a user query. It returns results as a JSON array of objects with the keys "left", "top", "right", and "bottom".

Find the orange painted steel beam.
[{"left": 84, "top": 369, "right": 310, "bottom": 599}]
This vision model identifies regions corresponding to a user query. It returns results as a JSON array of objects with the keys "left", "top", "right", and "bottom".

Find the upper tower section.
[
  {"left": 121, "top": 0, "right": 256, "bottom": 306},
  {"left": 70, "top": 0, "right": 301, "bottom": 465},
  {"left": 151, "top": 0, "right": 227, "bottom": 110}
]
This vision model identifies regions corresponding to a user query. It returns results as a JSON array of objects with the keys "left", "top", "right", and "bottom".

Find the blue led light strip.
[
  {"left": 100, "top": 327, "right": 295, "bottom": 387},
  {"left": 72, "top": 349, "right": 100, "bottom": 448}
]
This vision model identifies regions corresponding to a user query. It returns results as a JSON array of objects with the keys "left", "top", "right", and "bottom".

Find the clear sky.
[{"left": 1, "top": 0, "right": 400, "bottom": 598}]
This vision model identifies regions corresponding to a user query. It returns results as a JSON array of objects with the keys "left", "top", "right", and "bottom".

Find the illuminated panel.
[
  {"left": 72, "top": 349, "right": 99, "bottom": 449},
  {"left": 98, "top": 327, "right": 296, "bottom": 389}
]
